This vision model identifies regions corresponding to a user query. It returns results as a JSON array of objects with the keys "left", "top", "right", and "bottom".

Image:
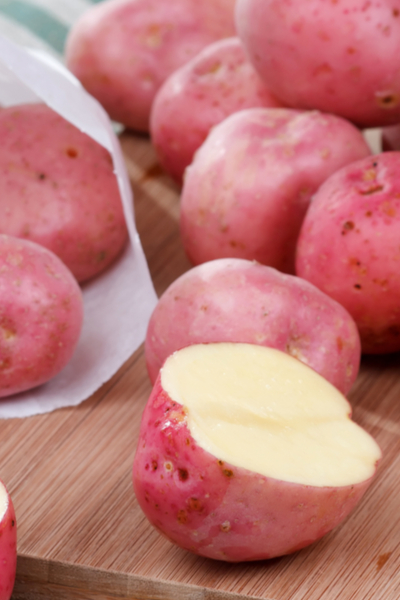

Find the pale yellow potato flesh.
[
  {"left": 0, "top": 482, "right": 8, "bottom": 522},
  {"left": 161, "top": 343, "right": 381, "bottom": 487}
]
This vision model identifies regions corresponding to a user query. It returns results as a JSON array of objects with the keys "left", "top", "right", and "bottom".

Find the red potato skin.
[
  {"left": 133, "top": 376, "right": 374, "bottom": 562},
  {"left": 180, "top": 108, "right": 371, "bottom": 273},
  {"left": 150, "top": 37, "right": 283, "bottom": 184},
  {"left": 65, "top": 0, "right": 236, "bottom": 132},
  {"left": 0, "top": 235, "right": 83, "bottom": 397},
  {"left": 296, "top": 152, "right": 400, "bottom": 354},
  {"left": 236, "top": 0, "right": 400, "bottom": 127},
  {"left": 0, "top": 104, "right": 128, "bottom": 283},
  {"left": 145, "top": 259, "right": 361, "bottom": 395},
  {"left": 0, "top": 484, "right": 17, "bottom": 600}
]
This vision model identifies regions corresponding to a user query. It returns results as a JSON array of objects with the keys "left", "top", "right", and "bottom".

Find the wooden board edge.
[{"left": 13, "top": 554, "right": 266, "bottom": 600}]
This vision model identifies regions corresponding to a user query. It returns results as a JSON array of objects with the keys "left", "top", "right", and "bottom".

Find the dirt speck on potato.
[
  {"left": 177, "top": 509, "right": 187, "bottom": 524},
  {"left": 341, "top": 221, "right": 355, "bottom": 234},
  {"left": 188, "top": 497, "right": 203, "bottom": 512},
  {"left": 178, "top": 468, "right": 189, "bottom": 481},
  {"left": 375, "top": 91, "right": 400, "bottom": 109}
]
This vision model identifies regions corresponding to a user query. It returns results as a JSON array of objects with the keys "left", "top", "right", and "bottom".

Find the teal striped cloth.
[{"left": 0, "top": 0, "right": 103, "bottom": 59}]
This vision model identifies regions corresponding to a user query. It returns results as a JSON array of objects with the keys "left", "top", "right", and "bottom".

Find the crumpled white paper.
[{"left": 0, "top": 35, "right": 158, "bottom": 418}]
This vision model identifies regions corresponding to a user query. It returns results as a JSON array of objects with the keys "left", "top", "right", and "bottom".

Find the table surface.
[{"left": 4, "top": 131, "right": 400, "bottom": 600}]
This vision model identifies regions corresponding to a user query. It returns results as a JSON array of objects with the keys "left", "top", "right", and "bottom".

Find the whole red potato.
[
  {"left": 296, "top": 152, "right": 400, "bottom": 354},
  {"left": 180, "top": 108, "right": 371, "bottom": 272},
  {"left": 145, "top": 258, "right": 361, "bottom": 395},
  {"left": 0, "top": 235, "right": 83, "bottom": 397},
  {"left": 65, "top": 0, "right": 236, "bottom": 131},
  {"left": 0, "top": 104, "right": 128, "bottom": 283},
  {"left": 236, "top": 0, "right": 400, "bottom": 127}
]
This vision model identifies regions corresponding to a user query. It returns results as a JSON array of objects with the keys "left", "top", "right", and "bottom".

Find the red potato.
[
  {"left": 65, "top": 0, "right": 236, "bottom": 132},
  {"left": 0, "top": 235, "right": 83, "bottom": 397},
  {"left": 150, "top": 37, "right": 283, "bottom": 184},
  {"left": 133, "top": 343, "right": 381, "bottom": 561},
  {"left": 0, "top": 480, "right": 16, "bottom": 600},
  {"left": 180, "top": 108, "right": 371, "bottom": 272},
  {"left": 145, "top": 258, "right": 361, "bottom": 395},
  {"left": 296, "top": 152, "right": 400, "bottom": 354},
  {"left": 236, "top": 0, "right": 400, "bottom": 127},
  {"left": 0, "top": 103, "right": 128, "bottom": 283}
]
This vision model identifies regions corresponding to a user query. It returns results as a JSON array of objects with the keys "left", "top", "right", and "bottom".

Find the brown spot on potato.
[
  {"left": 66, "top": 147, "right": 78, "bottom": 158},
  {"left": 342, "top": 221, "right": 355, "bottom": 234},
  {"left": 229, "top": 240, "right": 245, "bottom": 249},
  {"left": 365, "top": 210, "right": 372, "bottom": 217},
  {"left": 188, "top": 497, "right": 203, "bottom": 511},
  {"left": 177, "top": 509, "right": 187, "bottom": 524},
  {"left": 354, "top": 283, "right": 362, "bottom": 290},
  {"left": 2, "top": 327, "right": 16, "bottom": 341},
  {"left": 178, "top": 468, "right": 189, "bottom": 481},
  {"left": 223, "top": 468, "right": 234, "bottom": 478},
  {"left": 349, "top": 257, "right": 361, "bottom": 266},
  {"left": 376, "top": 92, "right": 400, "bottom": 109},
  {"left": 151, "top": 460, "right": 158, "bottom": 471},
  {"left": 360, "top": 184, "right": 384, "bottom": 195},
  {"left": 337, "top": 337, "right": 344, "bottom": 351},
  {"left": 164, "top": 462, "right": 173, "bottom": 471},
  {"left": 373, "top": 278, "right": 388, "bottom": 288},
  {"left": 37, "top": 172, "right": 46, "bottom": 180},
  {"left": 382, "top": 202, "right": 396, "bottom": 217}
]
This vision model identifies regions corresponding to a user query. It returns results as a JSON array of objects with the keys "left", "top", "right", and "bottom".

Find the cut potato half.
[{"left": 133, "top": 343, "right": 381, "bottom": 561}]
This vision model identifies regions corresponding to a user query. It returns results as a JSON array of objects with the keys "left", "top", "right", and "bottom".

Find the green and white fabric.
[{"left": 0, "top": 0, "right": 103, "bottom": 60}]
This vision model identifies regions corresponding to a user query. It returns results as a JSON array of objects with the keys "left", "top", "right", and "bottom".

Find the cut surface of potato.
[
  {"left": 162, "top": 344, "right": 381, "bottom": 487},
  {"left": 0, "top": 484, "right": 7, "bottom": 521}
]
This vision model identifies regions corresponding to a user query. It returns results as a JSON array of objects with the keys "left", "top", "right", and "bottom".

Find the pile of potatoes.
[
  {"left": 0, "top": 103, "right": 128, "bottom": 399},
  {"left": 66, "top": 0, "right": 400, "bottom": 358},
  {"left": 63, "top": 0, "right": 400, "bottom": 564}
]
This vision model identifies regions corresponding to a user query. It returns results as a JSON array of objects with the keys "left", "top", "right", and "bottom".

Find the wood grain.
[{"left": 2, "top": 131, "right": 399, "bottom": 600}]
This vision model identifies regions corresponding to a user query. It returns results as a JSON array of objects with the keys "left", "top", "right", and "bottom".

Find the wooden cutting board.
[{"left": 3, "top": 131, "right": 400, "bottom": 600}]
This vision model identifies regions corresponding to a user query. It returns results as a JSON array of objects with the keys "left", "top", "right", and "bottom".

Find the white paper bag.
[{"left": 0, "top": 35, "right": 158, "bottom": 418}]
